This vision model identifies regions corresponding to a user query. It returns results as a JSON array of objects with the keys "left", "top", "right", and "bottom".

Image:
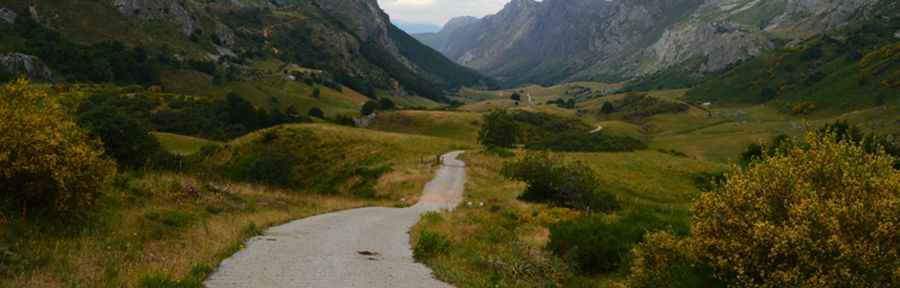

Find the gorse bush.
[
  {"left": 502, "top": 152, "right": 618, "bottom": 212},
  {"left": 693, "top": 133, "right": 900, "bottom": 287},
  {"left": 0, "top": 79, "right": 115, "bottom": 219}
]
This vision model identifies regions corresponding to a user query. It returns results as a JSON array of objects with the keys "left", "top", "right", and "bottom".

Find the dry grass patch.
[{"left": 0, "top": 172, "right": 374, "bottom": 288}]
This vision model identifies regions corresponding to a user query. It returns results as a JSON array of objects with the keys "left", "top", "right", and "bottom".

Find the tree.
[
  {"left": 478, "top": 110, "right": 519, "bottom": 148},
  {"left": 312, "top": 87, "right": 321, "bottom": 99},
  {"left": 308, "top": 107, "right": 325, "bottom": 119},
  {"left": 77, "top": 101, "right": 163, "bottom": 168},
  {"left": 600, "top": 102, "right": 615, "bottom": 114},
  {"left": 501, "top": 151, "right": 618, "bottom": 212},
  {"left": 361, "top": 100, "right": 379, "bottom": 116},
  {"left": 379, "top": 98, "right": 396, "bottom": 110},
  {"left": 692, "top": 133, "right": 900, "bottom": 286},
  {"left": 0, "top": 79, "right": 115, "bottom": 220}
]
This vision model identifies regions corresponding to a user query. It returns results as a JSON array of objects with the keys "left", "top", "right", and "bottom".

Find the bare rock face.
[
  {"left": 767, "top": 0, "right": 877, "bottom": 37},
  {"left": 0, "top": 8, "right": 16, "bottom": 24},
  {"left": 0, "top": 53, "right": 54, "bottom": 82},
  {"left": 643, "top": 22, "right": 773, "bottom": 74},
  {"left": 113, "top": 0, "right": 197, "bottom": 36},
  {"left": 307, "top": 0, "right": 391, "bottom": 44}
]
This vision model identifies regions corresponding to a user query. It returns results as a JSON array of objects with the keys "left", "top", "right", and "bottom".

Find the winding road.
[{"left": 204, "top": 151, "right": 466, "bottom": 288}]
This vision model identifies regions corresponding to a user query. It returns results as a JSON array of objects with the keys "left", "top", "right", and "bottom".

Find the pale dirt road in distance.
[{"left": 204, "top": 151, "right": 466, "bottom": 288}]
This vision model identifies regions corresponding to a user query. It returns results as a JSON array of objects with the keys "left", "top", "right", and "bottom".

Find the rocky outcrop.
[
  {"left": 766, "top": 0, "right": 877, "bottom": 37},
  {"left": 0, "top": 8, "right": 16, "bottom": 24},
  {"left": 642, "top": 22, "right": 773, "bottom": 74},
  {"left": 0, "top": 53, "right": 54, "bottom": 82},
  {"left": 113, "top": 0, "right": 197, "bottom": 36}
]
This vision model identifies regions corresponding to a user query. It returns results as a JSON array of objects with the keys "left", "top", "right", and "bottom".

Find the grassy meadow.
[{"left": 1, "top": 120, "right": 472, "bottom": 287}]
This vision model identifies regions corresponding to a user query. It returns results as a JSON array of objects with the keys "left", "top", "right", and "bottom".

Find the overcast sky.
[{"left": 377, "top": 0, "right": 509, "bottom": 26}]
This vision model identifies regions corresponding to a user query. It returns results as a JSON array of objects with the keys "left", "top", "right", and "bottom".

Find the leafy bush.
[
  {"left": 224, "top": 150, "right": 298, "bottom": 187},
  {"left": 378, "top": 98, "right": 396, "bottom": 110},
  {"left": 478, "top": 110, "right": 519, "bottom": 148},
  {"left": 547, "top": 210, "right": 675, "bottom": 274},
  {"left": 308, "top": 107, "right": 325, "bottom": 119},
  {"left": 613, "top": 93, "right": 690, "bottom": 122},
  {"left": 693, "top": 133, "right": 900, "bottom": 286},
  {"left": 524, "top": 131, "right": 646, "bottom": 152},
  {"left": 347, "top": 165, "right": 393, "bottom": 198},
  {"left": 77, "top": 97, "right": 165, "bottom": 168},
  {"left": 0, "top": 79, "right": 115, "bottom": 219},
  {"left": 414, "top": 231, "right": 451, "bottom": 259},
  {"left": 626, "top": 232, "right": 723, "bottom": 288},
  {"left": 361, "top": 101, "right": 379, "bottom": 116},
  {"left": 502, "top": 152, "right": 618, "bottom": 212}
]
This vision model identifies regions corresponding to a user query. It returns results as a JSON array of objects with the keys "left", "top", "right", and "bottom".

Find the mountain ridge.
[{"left": 417, "top": 0, "right": 880, "bottom": 86}]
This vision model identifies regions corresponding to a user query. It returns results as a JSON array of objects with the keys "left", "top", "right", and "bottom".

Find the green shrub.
[
  {"left": 414, "top": 231, "right": 451, "bottom": 259},
  {"left": 361, "top": 101, "right": 379, "bottom": 116},
  {"left": 524, "top": 131, "right": 646, "bottom": 152},
  {"left": 224, "top": 150, "right": 298, "bottom": 187},
  {"left": 308, "top": 107, "right": 325, "bottom": 119},
  {"left": 502, "top": 152, "right": 619, "bottom": 212},
  {"left": 478, "top": 110, "right": 519, "bottom": 148},
  {"left": 547, "top": 210, "right": 675, "bottom": 275},
  {"left": 77, "top": 97, "right": 164, "bottom": 168},
  {"left": 348, "top": 165, "right": 392, "bottom": 198}
]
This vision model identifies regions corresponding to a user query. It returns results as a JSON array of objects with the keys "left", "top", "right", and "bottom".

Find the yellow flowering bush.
[
  {"left": 692, "top": 133, "right": 900, "bottom": 287},
  {"left": 0, "top": 79, "right": 115, "bottom": 219}
]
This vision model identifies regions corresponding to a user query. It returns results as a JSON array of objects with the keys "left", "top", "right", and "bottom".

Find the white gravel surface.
[{"left": 204, "top": 151, "right": 466, "bottom": 288}]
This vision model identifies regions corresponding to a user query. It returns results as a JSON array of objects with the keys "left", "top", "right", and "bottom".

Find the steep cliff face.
[
  {"left": 413, "top": 16, "right": 480, "bottom": 53},
  {"left": 430, "top": 0, "right": 878, "bottom": 85}
]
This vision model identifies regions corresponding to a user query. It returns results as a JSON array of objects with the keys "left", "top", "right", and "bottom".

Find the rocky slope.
[
  {"left": 0, "top": 0, "right": 490, "bottom": 101},
  {"left": 420, "top": 0, "right": 879, "bottom": 86}
]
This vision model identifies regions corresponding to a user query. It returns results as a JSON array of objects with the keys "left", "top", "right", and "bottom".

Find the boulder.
[
  {"left": 0, "top": 8, "right": 16, "bottom": 24},
  {"left": 0, "top": 53, "right": 55, "bottom": 82}
]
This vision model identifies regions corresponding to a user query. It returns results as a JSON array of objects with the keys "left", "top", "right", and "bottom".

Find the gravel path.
[{"left": 204, "top": 151, "right": 466, "bottom": 288}]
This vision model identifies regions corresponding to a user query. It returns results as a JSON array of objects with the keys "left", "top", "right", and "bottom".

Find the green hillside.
[{"left": 686, "top": 16, "right": 900, "bottom": 115}]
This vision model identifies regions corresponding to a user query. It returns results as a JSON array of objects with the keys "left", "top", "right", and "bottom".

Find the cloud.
[{"left": 378, "top": 0, "right": 509, "bottom": 26}]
